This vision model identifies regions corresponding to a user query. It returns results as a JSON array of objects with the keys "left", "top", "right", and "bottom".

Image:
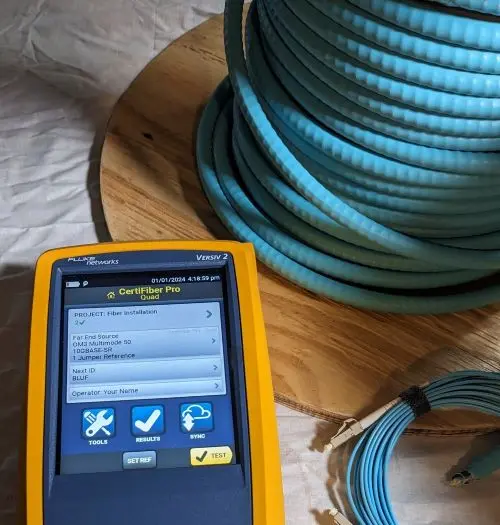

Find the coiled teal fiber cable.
[
  {"left": 325, "top": 370, "right": 500, "bottom": 525},
  {"left": 196, "top": 0, "right": 500, "bottom": 314}
]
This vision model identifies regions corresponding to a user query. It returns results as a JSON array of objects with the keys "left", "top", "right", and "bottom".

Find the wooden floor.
[{"left": 100, "top": 13, "right": 500, "bottom": 435}]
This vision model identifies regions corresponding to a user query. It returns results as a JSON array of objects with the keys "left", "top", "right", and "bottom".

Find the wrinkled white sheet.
[{"left": 0, "top": 1, "right": 498, "bottom": 523}]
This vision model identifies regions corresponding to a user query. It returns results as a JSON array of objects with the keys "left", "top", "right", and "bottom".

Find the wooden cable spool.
[{"left": 100, "top": 11, "right": 500, "bottom": 436}]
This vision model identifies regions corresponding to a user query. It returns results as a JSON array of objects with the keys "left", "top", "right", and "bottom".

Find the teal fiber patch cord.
[{"left": 325, "top": 370, "right": 500, "bottom": 525}]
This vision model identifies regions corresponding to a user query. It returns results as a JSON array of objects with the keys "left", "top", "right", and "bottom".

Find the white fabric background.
[{"left": 0, "top": 1, "right": 498, "bottom": 523}]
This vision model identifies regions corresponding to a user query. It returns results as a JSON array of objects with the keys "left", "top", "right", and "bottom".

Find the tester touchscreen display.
[{"left": 59, "top": 270, "right": 237, "bottom": 475}]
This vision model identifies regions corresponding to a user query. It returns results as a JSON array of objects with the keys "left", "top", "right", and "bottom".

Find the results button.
[
  {"left": 190, "top": 446, "right": 233, "bottom": 467},
  {"left": 123, "top": 450, "right": 157, "bottom": 470}
]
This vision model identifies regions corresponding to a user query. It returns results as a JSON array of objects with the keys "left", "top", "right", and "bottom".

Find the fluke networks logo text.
[{"left": 67, "top": 257, "right": 119, "bottom": 266}]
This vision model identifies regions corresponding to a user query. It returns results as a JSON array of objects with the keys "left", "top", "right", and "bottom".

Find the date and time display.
[{"left": 150, "top": 274, "right": 221, "bottom": 284}]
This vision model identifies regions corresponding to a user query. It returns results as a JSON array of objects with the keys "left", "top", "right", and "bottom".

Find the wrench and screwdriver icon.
[{"left": 83, "top": 409, "right": 114, "bottom": 438}]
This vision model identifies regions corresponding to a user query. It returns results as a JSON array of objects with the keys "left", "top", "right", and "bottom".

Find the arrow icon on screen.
[
  {"left": 214, "top": 383, "right": 219, "bottom": 390},
  {"left": 212, "top": 338, "right": 216, "bottom": 344},
  {"left": 213, "top": 365, "right": 218, "bottom": 371},
  {"left": 183, "top": 413, "right": 195, "bottom": 432},
  {"left": 206, "top": 310, "right": 213, "bottom": 319}
]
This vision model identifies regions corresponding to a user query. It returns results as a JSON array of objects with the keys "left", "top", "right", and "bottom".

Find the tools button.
[
  {"left": 123, "top": 451, "right": 157, "bottom": 470},
  {"left": 82, "top": 408, "right": 115, "bottom": 439},
  {"left": 190, "top": 446, "right": 233, "bottom": 467}
]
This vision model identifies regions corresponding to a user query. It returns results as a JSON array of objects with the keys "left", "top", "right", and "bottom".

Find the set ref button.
[{"left": 123, "top": 450, "right": 157, "bottom": 469}]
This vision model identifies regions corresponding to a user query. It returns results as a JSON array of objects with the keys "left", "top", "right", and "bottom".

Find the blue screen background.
[{"left": 59, "top": 293, "right": 237, "bottom": 468}]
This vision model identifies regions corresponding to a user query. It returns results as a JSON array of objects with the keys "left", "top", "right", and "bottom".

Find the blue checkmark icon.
[{"left": 132, "top": 405, "right": 165, "bottom": 436}]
